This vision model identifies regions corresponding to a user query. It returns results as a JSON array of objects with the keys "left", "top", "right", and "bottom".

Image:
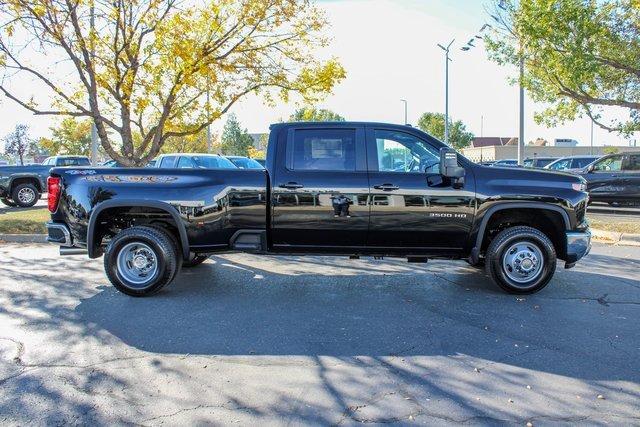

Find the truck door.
[
  {"left": 270, "top": 126, "right": 369, "bottom": 250},
  {"left": 622, "top": 154, "right": 640, "bottom": 203},
  {"left": 365, "top": 126, "right": 475, "bottom": 252},
  {"left": 584, "top": 154, "right": 625, "bottom": 203}
]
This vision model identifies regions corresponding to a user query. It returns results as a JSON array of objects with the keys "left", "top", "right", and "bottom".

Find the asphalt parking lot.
[{"left": 0, "top": 243, "right": 639, "bottom": 425}]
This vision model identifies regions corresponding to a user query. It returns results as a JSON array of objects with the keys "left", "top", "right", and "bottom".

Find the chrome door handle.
[
  {"left": 279, "top": 182, "right": 304, "bottom": 189},
  {"left": 374, "top": 184, "right": 400, "bottom": 191}
]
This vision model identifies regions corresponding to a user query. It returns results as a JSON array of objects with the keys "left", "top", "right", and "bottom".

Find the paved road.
[{"left": 0, "top": 243, "right": 638, "bottom": 425}]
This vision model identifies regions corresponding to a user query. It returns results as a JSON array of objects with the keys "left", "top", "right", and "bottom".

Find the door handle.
[
  {"left": 279, "top": 182, "right": 304, "bottom": 189},
  {"left": 374, "top": 183, "right": 400, "bottom": 191}
]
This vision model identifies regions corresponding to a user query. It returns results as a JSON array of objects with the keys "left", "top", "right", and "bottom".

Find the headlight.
[{"left": 572, "top": 182, "right": 587, "bottom": 192}]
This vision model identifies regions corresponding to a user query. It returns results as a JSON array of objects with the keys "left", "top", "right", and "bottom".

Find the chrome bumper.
[
  {"left": 46, "top": 221, "right": 86, "bottom": 255},
  {"left": 565, "top": 229, "right": 591, "bottom": 268}
]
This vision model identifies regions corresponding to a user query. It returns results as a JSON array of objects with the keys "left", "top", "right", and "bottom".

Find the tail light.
[{"left": 47, "top": 176, "right": 61, "bottom": 213}]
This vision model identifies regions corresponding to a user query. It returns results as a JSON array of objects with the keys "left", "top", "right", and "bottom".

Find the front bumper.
[{"left": 564, "top": 229, "right": 591, "bottom": 268}]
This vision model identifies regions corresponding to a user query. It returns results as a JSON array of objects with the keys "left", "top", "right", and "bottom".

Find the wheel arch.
[
  {"left": 9, "top": 175, "right": 43, "bottom": 193},
  {"left": 471, "top": 202, "right": 570, "bottom": 264},
  {"left": 87, "top": 199, "right": 190, "bottom": 260}
]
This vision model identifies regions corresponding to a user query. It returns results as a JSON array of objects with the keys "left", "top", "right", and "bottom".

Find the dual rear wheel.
[{"left": 104, "top": 226, "right": 208, "bottom": 297}]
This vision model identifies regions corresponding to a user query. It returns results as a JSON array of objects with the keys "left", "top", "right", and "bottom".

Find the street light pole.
[
  {"left": 438, "top": 39, "right": 454, "bottom": 145},
  {"left": 400, "top": 99, "right": 408, "bottom": 125},
  {"left": 518, "top": 55, "right": 525, "bottom": 165},
  {"left": 590, "top": 117, "right": 594, "bottom": 155}
]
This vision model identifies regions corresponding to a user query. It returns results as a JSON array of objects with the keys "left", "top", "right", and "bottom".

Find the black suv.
[{"left": 579, "top": 153, "right": 640, "bottom": 205}]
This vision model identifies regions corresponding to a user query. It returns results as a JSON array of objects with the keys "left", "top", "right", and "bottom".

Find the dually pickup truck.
[{"left": 46, "top": 122, "right": 591, "bottom": 296}]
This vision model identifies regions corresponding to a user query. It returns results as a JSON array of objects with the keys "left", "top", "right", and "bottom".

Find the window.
[
  {"left": 229, "top": 157, "right": 264, "bottom": 169},
  {"left": 593, "top": 155, "right": 623, "bottom": 172},
  {"left": 626, "top": 155, "right": 640, "bottom": 171},
  {"left": 177, "top": 157, "right": 195, "bottom": 168},
  {"left": 536, "top": 158, "right": 555, "bottom": 167},
  {"left": 191, "top": 156, "right": 236, "bottom": 169},
  {"left": 375, "top": 130, "right": 440, "bottom": 174},
  {"left": 547, "top": 158, "right": 571, "bottom": 170},
  {"left": 57, "top": 157, "right": 90, "bottom": 166},
  {"left": 574, "top": 157, "right": 598, "bottom": 168},
  {"left": 159, "top": 156, "right": 176, "bottom": 168},
  {"left": 291, "top": 129, "right": 356, "bottom": 171}
]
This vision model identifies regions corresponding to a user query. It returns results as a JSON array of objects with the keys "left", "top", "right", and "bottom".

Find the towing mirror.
[
  {"left": 440, "top": 147, "right": 465, "bottom": 179},
  {"left": 586, "top": 164, "right": 595, "bottom": 173}
]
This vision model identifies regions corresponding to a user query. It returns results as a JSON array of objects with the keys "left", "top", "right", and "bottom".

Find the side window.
[
  {"left": 626, "top": 155, "right": 640, "bottom": 171},
  {"left": 574, "top": 158, "right": 594, "bottom": 168},
  {"left": 177, "top": 157, "right": 195, "bottom": 168},
  {"left": 549, "top": 159, "right": 571, "bottom": 170},
  {"left": 593, "top": 155, "right": 623, "bottom": 172},
  {"left": 291, "top": 129, "right": 356, "bottom": 171},
  {"left": 375, "top": 129, "right": 440, "bottom": 174},
  {"left": 159, "top": 156, "right": 176, "bottom": 168}
]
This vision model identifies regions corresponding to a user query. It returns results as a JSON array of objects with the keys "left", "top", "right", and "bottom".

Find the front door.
[
  {"left": 623, "top": 154, "right": 640, "bottom": 204},
  {"left": 365, "top": 127, "right": 475, "bottom": 252},
  {"left": 270, "top": 126, "right": 370, "bottom": 250},
  {"left": 585, "top": 154, "right": 626, "bottom": 203}
]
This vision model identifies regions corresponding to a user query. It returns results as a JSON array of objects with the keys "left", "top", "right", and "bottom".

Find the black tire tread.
[
  {"left": 485, "top": 225, "right": 557, "bottom": 294},
  {"left": 11, "top": 183, "right": 39, "bottom": 208},
  {"left": 104, "top": 226, "right": 179, "bottom": 297}
]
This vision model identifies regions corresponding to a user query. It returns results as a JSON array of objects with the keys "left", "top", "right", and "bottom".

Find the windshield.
[
  {"left": 229, "top": 157, "right": 264, "bottom": 169},
  {"left": 192, "top": 156, "right": 237, "bottom": 169}
]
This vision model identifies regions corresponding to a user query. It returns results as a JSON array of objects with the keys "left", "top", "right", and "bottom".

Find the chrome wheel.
[
  {"left": 116, "top": 242, "right": 159, "bottom": 288},
  {"left": 501, "top": 241, "right": 544, "bottom": 285},
  {"left": 17, "top": 187, "right": 36, "bottom": 205}
]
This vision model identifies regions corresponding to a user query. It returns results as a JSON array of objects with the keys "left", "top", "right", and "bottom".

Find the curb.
[
  {"left": 591, "top": 228, "right": 640, "bottom": 247},
  {"left": 0, "top": 234, "right": 47, "bottom": 244}
]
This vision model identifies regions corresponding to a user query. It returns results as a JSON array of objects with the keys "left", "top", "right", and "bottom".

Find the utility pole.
[
  {"left": 518, "top": 55, "right": 525, "bottom": 165},
  {"left": 90, "top": 1, "right": 98, "bottom": 165},
  {"left": 400, "top": 99, "right": 408, "bottom": 125},
  {"left": 206, "top": 88, "right": 212, "bottom": 152},
  {"left": 437, "top": 39, "right": 454, "bottom": 145},
  {"left": 590, "top": 117, "right": 594, "bottom": 155},
  {"left": 481, "top": 115, "right": 484, "bottom": 137}
]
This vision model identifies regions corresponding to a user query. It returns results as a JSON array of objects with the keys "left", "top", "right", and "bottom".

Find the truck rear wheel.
[
  {"left": 485, "top": 226, "right": 557, "bottom": 294},
  {"left": 104, "top": 226, "right": 179, "bottom": 297},
  {"left": 0, "top": 197, "right": 17, "bottom": 207},
  {"left": 11, "top": 183, "right": 39, "bottom": 208}
]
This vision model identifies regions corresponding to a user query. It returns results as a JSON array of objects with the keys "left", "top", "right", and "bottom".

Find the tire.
[
  {"left": 11, "top": 183, "right": 39, "bottom": 208},
  {"left": 0, "top": 197, "right": 17, "bottom": 207},
  {"left": 485, "top": 226, "right": 557, "bottom": 294},
  {"left": 104, "top": 226, "right": 179, "bottom": 297},
  {"left": 183, "top": 254, "right": 209, "bottom": 268}
]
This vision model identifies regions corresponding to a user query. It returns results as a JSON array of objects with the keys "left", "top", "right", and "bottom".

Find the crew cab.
[
  {"left": 46, "top": 122, "right": 591, "bottom": 296},
  {"left": 0, "top": 155, "right": 90, "bottom": 207}
]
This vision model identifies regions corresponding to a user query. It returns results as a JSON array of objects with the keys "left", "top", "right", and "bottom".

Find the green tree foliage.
[
  {"left": 0, "top": 0, "right": 346, "bottom": 166},
  {"left": 3, "top": 124, "right": 37, "bottom": 165},
  {"left": 39, "top": 118, "right": 92, "bottom": 156},
  {"left": 485, "top": 0, "right": 640, "bottom": 135},
  {"left": 161, "top": 131, "right": 212, "bottom": 154},
  {"left": 220, "top": 114, "right": 254, "bottom": 156},
  {"left": 417, "top": 112, "right": 474, "bottom": 150},
  {"left": 288, "top": 107, "right": 345, "bottom": 122}
]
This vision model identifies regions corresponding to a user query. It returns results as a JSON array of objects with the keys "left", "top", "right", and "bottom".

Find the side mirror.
[
  {"left": 587, "top": 164, "right": 595, "bottom": 173},
  {"left": 439, "top": 147, "right": 465, "bottom": 189},
  {"left": 440, "top": 147, "right": 465, "bottom": 179}
]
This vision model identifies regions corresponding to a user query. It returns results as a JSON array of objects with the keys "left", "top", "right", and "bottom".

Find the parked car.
[
  {"left": 154, "top": 153, "right": 237, "bottom": 169},
  {"left": 524, "top": 157, "right": 558, "bottom": 169},
  {"left": 101, "top": 160, "right": 126, "bottom": 167},
  {"left": 46, "top": 122, "right": 590, "bottom": 297},
  {"left": 578, "top": 153, "right": 640, "bottom": 205},
  {"left": 545, "top": 155, "right": 601, "bottom": 172},
  {"left": 0, "top": 155, "right": 90, "bottom": 207},
  {"left": 491, "top": 159, "right": 520, "bottom": 168},
  {"left": 224, "top": 156, "right": 265, "bottom": 169},
  {"left": 254, "top": 159, "right": 266, "bottom": 167}
]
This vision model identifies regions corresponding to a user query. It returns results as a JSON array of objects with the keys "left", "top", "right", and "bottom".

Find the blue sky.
[{"left": 0, "top": 0, "right": 633, "bottom": 147}]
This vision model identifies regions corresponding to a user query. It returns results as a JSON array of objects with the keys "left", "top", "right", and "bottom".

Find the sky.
[{"left": 0, "top": 0, "right": 635, "bottom": 147}]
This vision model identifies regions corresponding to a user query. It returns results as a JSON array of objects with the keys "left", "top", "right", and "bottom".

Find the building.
[
  {"left": 462, "top": 144, "right": 640, "bottom": 162},
  {"left": 554, "top": 138, "right": 579, "bottom": 147}
]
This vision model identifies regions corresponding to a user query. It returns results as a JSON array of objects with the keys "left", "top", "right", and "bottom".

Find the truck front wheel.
[
  {"left": 485, "top": 226, "right": 557, "bottom": 294},
  {"left": 104, "top": 226, "right": 179, "bottom": 297}
]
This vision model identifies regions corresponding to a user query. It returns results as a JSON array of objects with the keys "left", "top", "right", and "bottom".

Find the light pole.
[
  {"left": 400, "top": 99, "right": 408, "bottom": 125},
  {"left": 590, "top": 117, "right": 594, "bottom": 155},
  {"left": 437, "top": 39, "right": 454, "bottom": 145}
]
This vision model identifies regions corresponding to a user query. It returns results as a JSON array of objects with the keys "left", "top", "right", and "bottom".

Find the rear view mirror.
[{"left": 440, "top": 147, "right": 465, "bottom": 179}]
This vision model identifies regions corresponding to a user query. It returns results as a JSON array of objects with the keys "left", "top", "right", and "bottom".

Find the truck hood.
[{"left": 476, "top": 164, "right": 586, "bottom": 190}]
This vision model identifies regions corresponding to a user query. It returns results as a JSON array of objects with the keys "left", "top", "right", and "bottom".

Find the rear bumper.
[
  {"left": 564, "top": 229, "right": 591, "bottom": 268},
  {"left": 46, "top": 221, "right": 73, "bottom": 246}
]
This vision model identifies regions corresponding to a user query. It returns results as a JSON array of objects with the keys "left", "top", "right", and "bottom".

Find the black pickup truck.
[{"left": 46, "top": 122, "right": 591, "bottom": 296}]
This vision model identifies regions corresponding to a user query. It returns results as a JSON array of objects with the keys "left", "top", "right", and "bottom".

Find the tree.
[
  {"left": 220, "top": 114, "right": 254, "bottom": 156},
  {"left": 485, "top": 0, "right": 640, "bottom": 135},
  {"left": 288, "top": 106, "right": 345, "bottom": 122},
  {"left": 3, "top": 124, "right": 37, "bottom": 165},
  {"left": 0, "top": 0, "right": 346, "bottom": 166},
  {"left": 39, "top": 118, "right": 92, "bottom": 156},
  {"left": 417, "top": 113, "right": 474, "bottom": 150},
  {"left": 161, "top": 131, "right": 212, "bottom": 154}
]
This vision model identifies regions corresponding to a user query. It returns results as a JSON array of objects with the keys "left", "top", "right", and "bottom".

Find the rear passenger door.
[
  {"left": 623, "top": 154, "right": 640, "bottom": 203},
  {"left": 270, "top": 126, "right": 369, "bottom": 250}
]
